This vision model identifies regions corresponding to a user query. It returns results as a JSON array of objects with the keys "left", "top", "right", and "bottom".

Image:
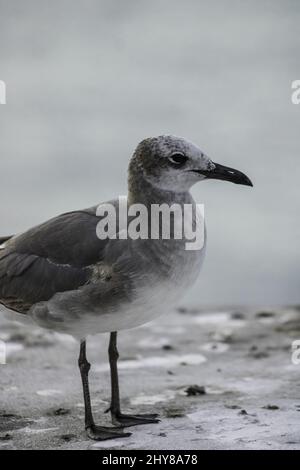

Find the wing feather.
[{"left": 0, "top": 203, "right": 117, "bottom": 313}]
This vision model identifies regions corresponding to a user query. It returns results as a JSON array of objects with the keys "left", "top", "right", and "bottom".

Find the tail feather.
[{"left": 0, "top": 235, "right": 13, "bottom": 244}]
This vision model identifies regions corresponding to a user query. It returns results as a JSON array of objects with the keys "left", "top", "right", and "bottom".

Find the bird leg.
[
  {"left": 108, "top": 331, "right": 160, "bottom": 427},
  {"left": 78, "top": 340, "right": 131, "bottom": 440}
]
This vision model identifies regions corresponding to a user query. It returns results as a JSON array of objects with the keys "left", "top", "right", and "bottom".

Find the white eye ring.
[{"left": 168, "top": 153, "right": 188, "bottom": 166}]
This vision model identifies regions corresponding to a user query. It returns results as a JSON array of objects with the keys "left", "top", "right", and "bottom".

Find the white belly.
[
  {"left": 68, "top": 241, "right": 205, "bottom": 337},
  {"left": 31, "top": 223, "right": 206, "bottom": 338}
]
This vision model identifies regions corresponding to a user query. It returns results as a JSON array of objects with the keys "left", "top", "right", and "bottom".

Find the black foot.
[
  {"left": 86, "top": 424, "right": 131, "bottom": 441},
  {"left": 112, "top": 412, "right": 160, "bottom": 428}
]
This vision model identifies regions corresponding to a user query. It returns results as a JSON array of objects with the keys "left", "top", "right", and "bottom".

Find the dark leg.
[
  {"left": 108, "top": 331, "right": 159, "bottom": 427},
  {"left": 78, "top": 339, "right": 131, "bottom": 440}
]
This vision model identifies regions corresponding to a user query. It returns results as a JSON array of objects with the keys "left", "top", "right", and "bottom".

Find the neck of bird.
[{"left": 128, "top": 170, "right": 193, "bottom": 208}]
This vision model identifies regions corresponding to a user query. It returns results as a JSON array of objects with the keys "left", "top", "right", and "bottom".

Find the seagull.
[{"left": 0, "top": 135, "right": 252, "bottom": 440}]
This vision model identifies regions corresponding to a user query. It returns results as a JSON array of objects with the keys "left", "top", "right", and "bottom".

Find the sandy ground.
[{"left": 0, "top": 306, "right": 300, "bottom": 450}]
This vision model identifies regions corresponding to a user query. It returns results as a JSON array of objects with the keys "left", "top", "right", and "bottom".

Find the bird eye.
[{"left": 168, "top": 153, "right": 188, "bottom": 167}]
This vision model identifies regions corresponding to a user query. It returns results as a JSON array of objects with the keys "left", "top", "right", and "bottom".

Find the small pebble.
[
  {"left": 48, "top": 408, "right": 70, "bottom": 416},
  {"left": 184, "top": 385, "right": 206, "bottom": 396},
  {"left": 256, "top": 311, "right": 275, "bottom": 318},
  {"left": 165, "top": 408, "right": 185, "bottom": 418},
  {"left": 0, "top": 434, "right": 12, "bottom": 441},
  {"left": 59, "top": 434, "right": 76, "bottom": 442},
  {"left": 263, "top": 405, "right": 279, "bottom": 410},
  {"left": 162, "top": 344, "right": 174, "bottom": 351},
  {"left": 249, "top": 350, "right": 269, "bottom": 359},
  {"left": 231, "top": 312, "right": 245, "bottom": 320}
]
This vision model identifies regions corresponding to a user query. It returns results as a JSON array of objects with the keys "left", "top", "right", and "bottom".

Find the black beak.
[{"left": 194, "top": 163, "right": 253, "bottom": 187}]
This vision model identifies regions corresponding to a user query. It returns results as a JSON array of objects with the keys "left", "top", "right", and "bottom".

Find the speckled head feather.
[{"left": 128, "top": 135, "right": 214, "bottom": 196}]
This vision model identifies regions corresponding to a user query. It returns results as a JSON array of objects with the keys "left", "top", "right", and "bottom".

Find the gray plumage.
[{"left": 0, "top": 135, "right": 252, "bottom": 338}]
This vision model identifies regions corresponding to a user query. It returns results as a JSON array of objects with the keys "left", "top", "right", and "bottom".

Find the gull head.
[{"left": 130, "top": 135, "right": 253, "bottom": 192}]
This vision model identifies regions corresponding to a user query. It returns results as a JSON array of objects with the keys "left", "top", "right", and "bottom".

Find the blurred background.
[{"left": 0, "top": 0, "right": 299, "bottom": 308}]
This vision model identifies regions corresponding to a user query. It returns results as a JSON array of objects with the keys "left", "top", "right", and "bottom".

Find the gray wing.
[{"left": 0, "top": 204, "right": 115, "bottom": 314}]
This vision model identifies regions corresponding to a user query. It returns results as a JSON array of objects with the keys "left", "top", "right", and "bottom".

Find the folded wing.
[{"left": 0, "top": 205, "right": 113, "bottom": 314}]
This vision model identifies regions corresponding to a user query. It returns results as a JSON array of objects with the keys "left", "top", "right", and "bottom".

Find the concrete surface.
[{"left": 0, "top": 306, "right": 300, "bottom": 450}]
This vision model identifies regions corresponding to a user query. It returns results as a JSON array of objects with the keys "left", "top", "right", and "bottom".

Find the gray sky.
[{"left": 0, "top": 0, "right": 299, "bottom": 307}]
